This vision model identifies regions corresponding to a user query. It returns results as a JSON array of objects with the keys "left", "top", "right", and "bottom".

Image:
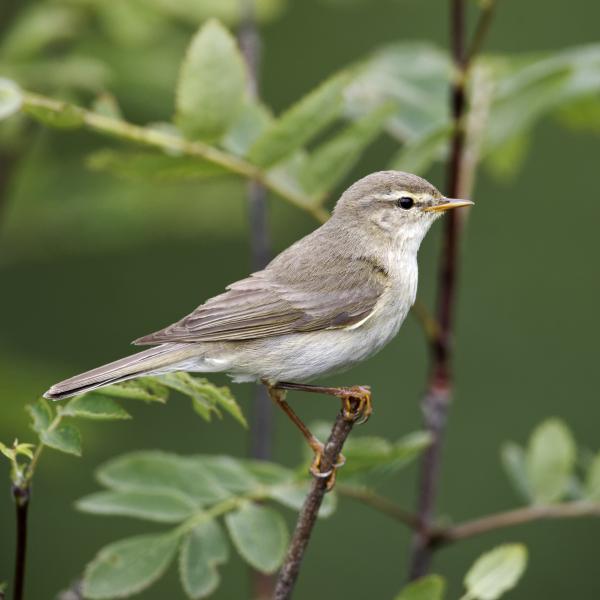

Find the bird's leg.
[
  {"left": 264, "top": 384, "right": 345, "bottom": 490},
  {"left": 275, "top": 382, "right": 373, "bottom": 425}
]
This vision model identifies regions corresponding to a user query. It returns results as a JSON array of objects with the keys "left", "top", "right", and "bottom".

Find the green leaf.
[
  {"left": 158, "top": 374, "right": 247, "bottom": 427},
  {"left": 464, "top": 544, "right": 528, "bottom": 600},
  {"left": 243, "top": 460, "right": 295, "bottom": 486},
  {"left": 0, "top": 78, "right": 22, "bottom": 121},
  {"left": 585, "top": 452, "right": 600, "bottom": 501},
  {"left": 222, "top": 101, "right": 272, "bottom": 156},
  {"left": 299, "top": 103, "right": 394, "bottom": 196},
  {"left": 526, "top": 418, "right": 576, "bottom": 504},
  {"left": 500, "top": 442, "right": 532, "bottom": 503},
  {"left": 175, "top": 19, "right": 247, "bottom": 142},
  {"left": 248, "top": 71, "right": 351, "bottom": 167},
  {"left": 395, "top": 575, "right": 446, "bottom": 600},
  {"left": 179, "top": 520, "right": 229, "bottom": 599},
  {"left": 346, "top": 42, "right": 451, "bottom": 140},
  {"left": 225, "top": 503, "right": 288, "bottom": 573},
  {"left": 83, "top": 532, "right": 180, "bottom": 599},
  {"left": 41, "top": 423, "right": 82, "bottom": 456},
  {"left": 554, "top": 95, "right": 600, "bottom": 134},
  {"left": 98, "top": 379, "right": 169, "bottom": 403},
  {"left": 389, "top": 123, "right": 452, "bottom": 175},
  {"left": 267, "top": 481, "right": 337, "bottom": 518},
  {"left": 76, "top": 490, "right": 195, "bottom": 523},
  {"left": 340, "top": 431, "right": 432, "bottom": 476},
  {"left": 26, "top": 397, "right": 54, "bottom": 434},
  {"left": 0, "top": 441, "right": 14, "bottom": 461},
  {"left": 23, "top": 102, "right": 84, "bottom": 129},
  {"left": 97, "top": 451, "right": 229, "bottom": 505},
  {"left": 87, "top": 150, "right": 227, "bottom": 183},
  {"left": 199, "top": 456, "right": 259, "bottom": 493},
  {"left": 62, "top": 394, "right": 131, "bottom": 421}
]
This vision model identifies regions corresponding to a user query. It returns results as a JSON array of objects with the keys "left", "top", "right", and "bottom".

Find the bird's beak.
[{"left": 425, "top": 198, "right": 474, "bottom": 212}]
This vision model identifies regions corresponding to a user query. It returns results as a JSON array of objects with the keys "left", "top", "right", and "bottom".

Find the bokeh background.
[{"left": 1, "top": 0, "right": 599, "bottom": 598}]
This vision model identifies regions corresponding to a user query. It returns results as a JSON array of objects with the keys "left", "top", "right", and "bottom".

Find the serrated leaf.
[
  {"left": 225, "top": 503, "right": 288, "bottom": 573},
  {"left": 585, "top": 452, "right": 600, "bottom": 501},
  {"left": 76, "top": 490, "right": 195, "bottom": 523},
  {"left": 248, "top": 71, "right": 351, "bottom": 167},
  {"left": 83, "top": 532, "right": 180, "bottom": 599},
  {"left": 97, "top": 451, "right": 229, "bottom": 505},
  {"left": 199, "top": 456, "right": 258, "bottom": 493},
  {"left": 395, "top": 575, "right": 446, "bottom": 600},
  {"left": 98, "top": 379, "right": 169, "bottom": 403},
  {"left": 41, "top": 423, "right": 82, "bottom": 456},
  {"left": 340, "top": 431, "right": 432, "bottom": 476},
  {"left": 176, "top": 19, "right": 247, "bottom": 141},
  {"left": 500, "top": 442, "right": 532, "bottom": 503},
  {"left": 299, "top": 103, "right": 394, "bottom": 196},
  {"left": 0, "top": 78, "right": 22, "bottom": 121},
  {"left": 62, "top": 394, "right": 131, "bottom": 421},
  {"left": 526, "top": 418, "right": 576, "bottom": 504},
  {"left": 464, "top": 544, "right": 528, "bottom": 600},
  {"left": 179, "top": 520, "right": 229, "bottom": 599},
  {"left": 26, "top": 398, "right": 54, "bottom": 434},
  {"left": 87, "top": 149, "right": 227, "bottom": 183},
  {"left": 267, "top": 482, "right": 337, "bottom": 518},
  {"left": 222, "top": 100, "right": 272, "bottom": 156},
  {"left": 389, "top": 123, "right": 452, "bottom": 175}
]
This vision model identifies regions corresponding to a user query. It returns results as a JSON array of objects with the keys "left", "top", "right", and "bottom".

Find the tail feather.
[{"left": 44, "top": 343, "right": 197, "bottom": 400}]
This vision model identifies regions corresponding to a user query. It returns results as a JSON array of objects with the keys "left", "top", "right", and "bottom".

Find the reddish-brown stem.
[{"left": 408, "top": 0, "right": 470, "bottom": 579}]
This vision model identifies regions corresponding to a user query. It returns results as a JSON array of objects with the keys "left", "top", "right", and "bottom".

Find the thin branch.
[
  {"left": 433, "top": 502, "right": 600, "bottom": 546},
  {"left": 12, "top": 484, "right": 30, "bottom": 600},
  {"left": 274, "top": 409, "right": 357, "bottom": 600},
  {"left": 467, "top": 0, "right": 498, "bottom": 63},
  {"left": 337, "top": 483, "right": 419, "bottom": 529},
  {"left": 409, "top": 0, "right": 489, "bottom": 578},
  {"left": 20, "top": 91, "right": 329, "bottom": 224}
]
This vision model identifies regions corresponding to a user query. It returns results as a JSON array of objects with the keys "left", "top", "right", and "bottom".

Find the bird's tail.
[{"left": 44, "top": 343, "right": 198, "bottom": 401}]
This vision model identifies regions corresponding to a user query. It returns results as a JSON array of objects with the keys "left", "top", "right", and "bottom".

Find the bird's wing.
[{"left": 133, "top": 262, "right": 387, "bottom": 345}]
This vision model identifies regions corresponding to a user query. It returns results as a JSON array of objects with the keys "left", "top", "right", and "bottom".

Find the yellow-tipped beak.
[{"left": 425, "top": 197, "right": 474, "bottom": 212}]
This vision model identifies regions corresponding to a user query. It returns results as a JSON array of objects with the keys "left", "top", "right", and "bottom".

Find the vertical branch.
[
  {"left": 12, "top": 484, "right": 30, "bottom": 600},
  {"left": 408, "top": 0, "right": 469, "bottom": 579},
  {"left": 238, "top": 2, "right": 275, "bottom": 597},
  {"left": 274, "top": 410, "right": 357, "bottom": 600}
]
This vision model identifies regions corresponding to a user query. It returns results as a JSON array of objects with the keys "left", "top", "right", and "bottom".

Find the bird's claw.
[
  {"left": 338, "top": 385, "right": 372, "bottom": 424},
  {"left": 309, "top": 441, "right": 345, "bottom": 491}
]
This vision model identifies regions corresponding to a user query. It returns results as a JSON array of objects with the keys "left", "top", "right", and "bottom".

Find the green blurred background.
[{"left": 1, "top": 0, "right": 599, "bottom": 598}]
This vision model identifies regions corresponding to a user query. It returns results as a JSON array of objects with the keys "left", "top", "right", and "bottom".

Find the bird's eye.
[{"left": 397, "top": 196, "right": 414, "bottom": 210}]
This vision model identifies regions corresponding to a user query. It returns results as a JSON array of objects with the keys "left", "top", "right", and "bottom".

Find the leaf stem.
[
  {"left": 273, "top": 409, "right": 357, "bottom": 600},
  {"left": 20, "top": 91, "right": 328, "bottom": 223}
]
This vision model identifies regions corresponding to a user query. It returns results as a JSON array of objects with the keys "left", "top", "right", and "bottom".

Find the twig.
[
  {"left": 336, "top": 484, "right": 419, "bottom": 529},
  {"left": 409, "top": 0, "right": 489, "bottom": 578},
  {"left": 20, "top": 92, "right": 329, "bottom": 224},
  {"left": 274, "top": 409, "right": 357, "bottom": 599},
  {"left": 467, "top": 0, "right": 498, "bottom": 63},
  {"left": 433, "top": 502, "right": 600, "bottom": 546},
  {"left": 12, "top": 484, "right": 30, "bottom": 600}
]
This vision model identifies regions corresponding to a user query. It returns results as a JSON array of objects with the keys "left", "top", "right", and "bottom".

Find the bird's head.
[{"left": 332, "top": 170, "right": 473, "bottom": 245}]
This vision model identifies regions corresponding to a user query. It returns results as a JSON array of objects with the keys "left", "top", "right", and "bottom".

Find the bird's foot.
[
  {"left": 337, "top": 385, "right": 372, "bottom": 424},
  {"left": 308, "top": 438, "right": 345, "bottom": 492}
]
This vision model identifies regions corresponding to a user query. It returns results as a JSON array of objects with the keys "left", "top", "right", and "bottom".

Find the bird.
[{"left": 44, "top": 170, "right": 472, "bottom": 481}]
